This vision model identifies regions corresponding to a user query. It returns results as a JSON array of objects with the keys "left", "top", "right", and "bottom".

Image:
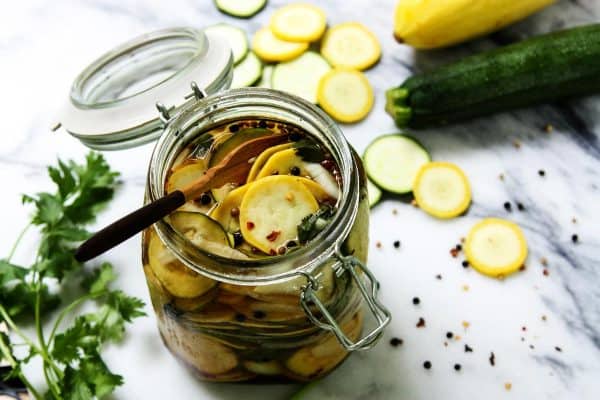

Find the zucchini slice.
[
  {"left": 252, "top": 27, "right": 309, "bottom": 62},
  {"left": 231, "top": 51, "right": 263, "bottom": 88},
  {"left": 247, "top": 142, "right": 294, "bottom": 182},
  {"left": 214, "top": 0, "right": 266, "bottom": 18},
  {"left": 317, "top": 69, "right": 374, "bottom": 123},
  {"left": 465, "top": 218, "right": 528, "bottom": 278},
  {"left": 363, "top": 134, "right": 431, "bottom": 194},
  {"left": 270, "top": 3, "right": 327, "bottom": 42},
  {"left": 210, "top": 185, "right": 249, "bottom": 233},
  {"left": 169, "top": 211, "right": 230, "bottom": 246},
  {"left": 256, "top": 65, "right": 274, "bottom": 88},
  {"left": 271, "top": 52, "right": 331, "bottom": 104},
  {"left": 204, "top": 23, "right": 248, "bottom": 65},
  {"left": 367, "top": 179, "right": 382, "bottom": 208},
  {"left": 321, "top": 22, "right": 381, "bottom": 70},
  {"left": 413, "top": 162, "right": 471, "bottom": 219},
  {"left": 240, "top": 175, "right": 319, "bottom": 254},
  {"left": 148, "top": 232, "right": 216, "bottom": 298}
]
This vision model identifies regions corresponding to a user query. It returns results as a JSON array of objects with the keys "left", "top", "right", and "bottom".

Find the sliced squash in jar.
[
  {"left": 210, "top": 185, "right": 249, "bottom": 233},
  {"left": 247, "top": 142, "right": 294, "bottom": 183},
  {"left": 296, "top": 177, "right": 336, "bottom": 202},
  {"left": 166, "top": 161, "right": 208, "bottom": 193},
  {"left": 413, "top": 162, "right": 471, "bottom": 219},
  {"left": 317, "top": 69, "right": 374, "bottom": 123},
  {"left": 465, "top": 218, "right": 528, "bottom": 279},
  {"left": 252, "top": 27, "right": 309, "bottom": 62},
  {"left": 240, "top": 175, "right": 319, "bottom": 254},
  {"left": 270, "top": 3, "right": 327, "bottom": 42},
  {"left": 321, "top": 22, "right": 381, "bottom": 70},
  {"left": 210, "top": 128, "right": 274, "bottom": 168},
  {"left": 148, "top": 232, "right": 216, "bottom": 298},
  {"left": 255, "top": 148, "right": 310, "bottom": 179}
]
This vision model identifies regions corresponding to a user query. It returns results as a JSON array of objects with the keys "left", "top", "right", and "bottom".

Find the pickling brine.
[{"left": 141, "top": 118, "right": 370, "bottom": 382}]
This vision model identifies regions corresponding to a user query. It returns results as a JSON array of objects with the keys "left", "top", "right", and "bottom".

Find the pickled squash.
[{"left": 393, "top": 0, "right": 555, "bottom": 49}]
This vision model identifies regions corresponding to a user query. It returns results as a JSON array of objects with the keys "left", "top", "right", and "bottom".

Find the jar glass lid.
[{"left": 61, "top": 27, "right": 233, "bottom": 150}]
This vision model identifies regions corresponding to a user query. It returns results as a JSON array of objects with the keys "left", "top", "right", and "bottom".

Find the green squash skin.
[{"left": 387, "top": 24, "right": 600, "bottom": 128}]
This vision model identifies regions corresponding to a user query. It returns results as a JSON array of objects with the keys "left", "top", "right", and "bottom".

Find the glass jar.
[{"left": 61, "top": 28, "right": 390, "bottom": 384}]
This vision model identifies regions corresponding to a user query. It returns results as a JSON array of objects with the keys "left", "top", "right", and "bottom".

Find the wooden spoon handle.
[{"left": 75, "top": 190, "right": 186, "bottom": 262}]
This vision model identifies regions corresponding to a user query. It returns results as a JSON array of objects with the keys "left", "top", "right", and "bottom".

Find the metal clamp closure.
[
  {"left": 156, "top": 81, "right": 208, "bottom": 126},
  {"left": 299, "top": 254, "right": 391, "bottom": 351}
]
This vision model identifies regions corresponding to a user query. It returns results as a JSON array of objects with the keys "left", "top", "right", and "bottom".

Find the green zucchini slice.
[
  {"left": 214, "top": 0, "right": 267, "bottom": 18},
  {"left": 231, "top": 51, "right": 263, "bottom": 88},
  {"left": 204, "top": 23, "right": 248, "bottom": 65},
  {"left": 363, "top": 134, "right": 430, "bottom": 194},
  {"left": 271, "top": 51, "right": 331, "bottom": 104},
  {"left": 367, "top": 179, "right": 382, "bottom": 207}
]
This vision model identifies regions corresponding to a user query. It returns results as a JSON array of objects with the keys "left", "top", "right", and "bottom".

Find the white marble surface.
[{"left": 2, "top": 0, "right": 600, "bottom": 399}]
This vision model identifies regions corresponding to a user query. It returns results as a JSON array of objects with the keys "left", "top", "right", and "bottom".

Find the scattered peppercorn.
[
  {"left": 423, "top": 361, "right": 432, "bottom": 370},
  {"left": 320, "top": 159, "right": 334, "bottom": 170},
  {"left": 287, "top": 240, "right": 297, "bottom": 248},
  {"left": 543, "top": 269, "right": 549, "bottom": 276},
  {"left": 229, "top": 124, "right": 240, "bottom": 132},
  {"left": 519, "top": 265, "right": 526, "bottom": 271},
  {"left": 289, "top": 132, "right": 302, "bottom": 142},
  {"left": 513, "top": 139, "right": 521, "bottom": 149},
  {"left": 462, "top": 260, "right": 469, "bottom": 268},
  {"left": 455, "top": 244, "right": 462, "bottom": 251},
  {"left": 499, "top": 173, "right": 505, "bottom": 181},
  {"left": 571, "top": 234, "right": 579, "bottom": 243},
  {"left": 258, "top": 120, "right": 268, "bottom": 129},
  {"left": 540, "top": 257, "right": 548, "bottom": 266},
  {"left": 529, "top": 345, "right": 535, "bottom": 350},
  {"left": 446, "top": 332, "right": 454, "bottom": 339},
  {"left": 544, "top": 124, "right": 554, "bottom": 133},
  {"left": 290, "top": 166, "right": 301, "bottom": 176},
  {"left": 489, "top": 352, "right": 496, "bottom": 366},
  {"left": 450, "top": 248, "right": 459, "bottom": 258},
  {"left": 436, "top": 274, "right": 442, "bottom": 280},
  {"left": 464, "top": 344, "right": 473, "bottom": 353},
  {"left": 517, "top": 202, "right": 525, "bottom": 211},
  {"left": 412, "top": 297, "right": 420, "bottom": 305},
  {"left": 416, "top": 318, "right": 426, "bottom": 328},
  {"left": 504, "top": 202, "right": 512, "bottom": 212},
  {"left": 411, "top": 199, "right": 419, "bottom": 208},
  {"left": 454, "top": 364, "right": 461, "bottom": 371},
  {"left": 234, "top": 313, "right": 246, "bottom": 322},
  {"left": 230, "top": 207, "right": 240, "bottom": 217},
  {"left": 246, "top": 221, "right": 255, "bottom": 230},
  {"left": 572, "top": 217, "right": 577, "bottom": 224},
  {"left": 555, "top": 346, "right": 562, "bottom": 352},
  {"left": 538, "top": 169, "right": 546, "bottom": 177},
  {"left": 522, "top": 326, "right": 527, "bottom": 332},
  {"left": 392, "top": 209, "right": 398, "bottom": 215},
  {"left": 253, "top": 310, "right": 266, "bottom": 319},
  {"left": 269, "top": 249, "right": 277, "bottom": 256},
  {"left": 376, "top": 241, "right": 382, "bottom": 249},
  {"left": 460, "top": 237, "right": 465, "bottom": 243},
  {"left": 390, "top": 337, "right": 403, "bottom": 347},
  {"left": 277, "top": 246, "right": 287, "bottom": 255},
  {"left": 542, "top": 315, "right": 547, "bottom": 321},
  {"left": 199, "top": 192, "right": 212, "bottom": 205},
  {"left": 393, "top": 240, "right": 401, "bottom": 249},
  {"left": 232, "top": 231, "right": 243, "bottom": 247}
]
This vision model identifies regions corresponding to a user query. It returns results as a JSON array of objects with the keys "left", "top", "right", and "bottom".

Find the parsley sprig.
[{"left": 0, "top": 152, "right": 145, "bottom": 399}]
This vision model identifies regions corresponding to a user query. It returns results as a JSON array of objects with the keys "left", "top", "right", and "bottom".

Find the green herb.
[
  {"left": 0, "top": 152, "right": 145, "bottom": 399},
  {"left": 293, "top": 139, "right": 326, "bottom": 163},
  {"left": 297, "top": 204, "right": 335, "bottom": 244}
]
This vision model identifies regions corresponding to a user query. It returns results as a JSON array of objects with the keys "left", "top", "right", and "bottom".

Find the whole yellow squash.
[{"left": 393, "top": 0, "right": 555, "bottom": 49}]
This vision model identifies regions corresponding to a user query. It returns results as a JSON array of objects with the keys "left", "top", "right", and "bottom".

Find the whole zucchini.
[{"left": 386, "top": 24, "right": 600, "bottom": 128}]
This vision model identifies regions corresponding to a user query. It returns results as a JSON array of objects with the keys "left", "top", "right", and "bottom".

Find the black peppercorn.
[
  {"left": 232, "top": 231, "right": 243, "bottom": 247},
  {"left": 253, "top": 310, "right": 266, "bottom": 319},
  {"left": 289, "top": 132, "right": 302, "bottom": 142},
  {"left": 454, "top": 363, "right": 461, "bottom": 371},
  {"left": 517, "top": 202, "right": 525, "bottom": 211},
  {"left": 571, "top": 234, "right": 579, "bottom": 243},
  {"left": 258, "top": 120, "right": 267, "bottom": 129},
  {"left": 504, "top": 202, "right": 512, "bottom": 212},
  {"left": 287, "top": 240, "right": 298, "bottom": 248},
  {"left": 393, "top": 240, "right": 401, "bottom": 249},
  {"left": 538, "top": 170, "right": 545, "bottom": 177},
  {"left": 390, "top": 337, "right": 403, "bottom": 347},
  {"left": 290, "top": 166, "right": 301, "bottom": 176},
  {"left": 446, "top": 332, "right": 453, "bottom": 339},
  {"left": 462, "top": 260, "right": 469, "bottom": 268},
  {"left": 229, "top": 124, "right": 240, "bottom": 133},
  {"left": 423, "top": 361, "right": 432, "bottom": 369},
  {"left": 412, "top": 297, "right": 420, "bottom": 305},
  {"left": 234, "top": 313, "right": 246, "bottom": 322},
  {"left": 199, "top": 192, "right": 212, "bottom": 205}
]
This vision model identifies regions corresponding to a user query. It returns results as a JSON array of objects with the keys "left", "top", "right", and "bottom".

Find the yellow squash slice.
[
  {"left": 148, "top": 232, "right": 216, "bottom": 298},
  {"left": 240, "top": 175, "right": 319, "bottom": 254},
  {"left": 296, "top": 177, "right": 336, "bottom": 202},
  {"left": 166, "top": 161, "right": 207, "bottom": 193},
  {"left": 270, "top": 3, "right": 327, "bottom": 42},
  {"left": 247, "top": 142, "right": 294, "bottom": 183},
  {"left": 465, "top": 218, "right": 528, "bottom": 278},
  {"left": 413, "top": 162, "right": 471, "bottom": 219},
  {"left": 252, "top": 27, "right": 309, "bottom": 62},
  {"left": 255, "top": 148, "right": 309, "bottom": 179},
  {"left": 321, "top": 22, "right": 381, "bottom": 70},
  {"left": 317, "top": 69, "right": 374, "bottom": 123},
  {"left": 210, "top": 185, "right": 249, "bottom": 233}
]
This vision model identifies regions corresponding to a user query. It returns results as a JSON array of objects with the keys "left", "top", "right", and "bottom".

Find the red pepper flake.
[
  {"left": 416, "top": 317, "right": 426, "bottom": 328},
  {"left": 266, "top": 230, "right": 281, "bottom": 242},
  {"left": 521, "top": 326, "right": 527, "bottom": 332},
  {"left": 543, "top": 269, "right": 550, "bottom": 276},
  {"left": 454, "top": 335, "right": 462, "bottom": 341},
  {"left": 450, "top": 248, "right": 459, "bottom": 258},
  {"left": 489, "top": 352, "right": 496, "bottom": 366},
  {"left": 540, "top": 257, "right": 548, "bottom": 267},
  {"left": 246, "top": 221, "right": 255, "bottom": 230},
  {"left": 269, "top": 249, "right": 277, "bottom": 256}
]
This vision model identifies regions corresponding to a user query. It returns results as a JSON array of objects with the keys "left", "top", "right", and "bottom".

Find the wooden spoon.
[{"left": 75, "top": 134, "right": 289, "bottom": 262}]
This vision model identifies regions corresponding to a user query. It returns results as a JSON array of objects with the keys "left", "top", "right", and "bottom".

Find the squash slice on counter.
[
  {"left": 321, "top": 22, "right": 381, "bottom": 70},
  {"left": 148, "top": 232, "right": 216, "bottom": 298},
  {"left": 413, "top": 162, "right": 471, "bottom": 219},
  {"left": 465, "top": 218, "right": 528, "bottom": 278},
  {"left": 252, "top": 27, "right": 309, "bottom": 62},
  {"left": 271, "top": 52, "right": 332, "bottom": 104},
  {"left": 247, "top": 142, "right": 294, "bottom": 182},
  {"left": 240, "top": 175, "right": 319, "bottom": 254},
  {"left": 270, "top": 3, "right": 327, "bottom": 42},
  {"left": 210, "top": 185, "right": 249, "bottom": 233},
  {"left": 317, "top": 69, "right": 374, "bottom": 123}
]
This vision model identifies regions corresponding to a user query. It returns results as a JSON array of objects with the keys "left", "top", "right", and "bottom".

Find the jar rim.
[{"left": 148, "top": 88, "right": 360, "bottom": 285}]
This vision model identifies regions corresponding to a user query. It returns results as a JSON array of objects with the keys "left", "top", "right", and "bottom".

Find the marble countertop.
[{"left": 2, "top": 0, "right": 599, "bottom": 399}]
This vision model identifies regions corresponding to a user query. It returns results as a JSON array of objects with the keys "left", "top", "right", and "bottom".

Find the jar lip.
[{"left": 148, "top": 88, "right": 360, "bottom": 285}]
